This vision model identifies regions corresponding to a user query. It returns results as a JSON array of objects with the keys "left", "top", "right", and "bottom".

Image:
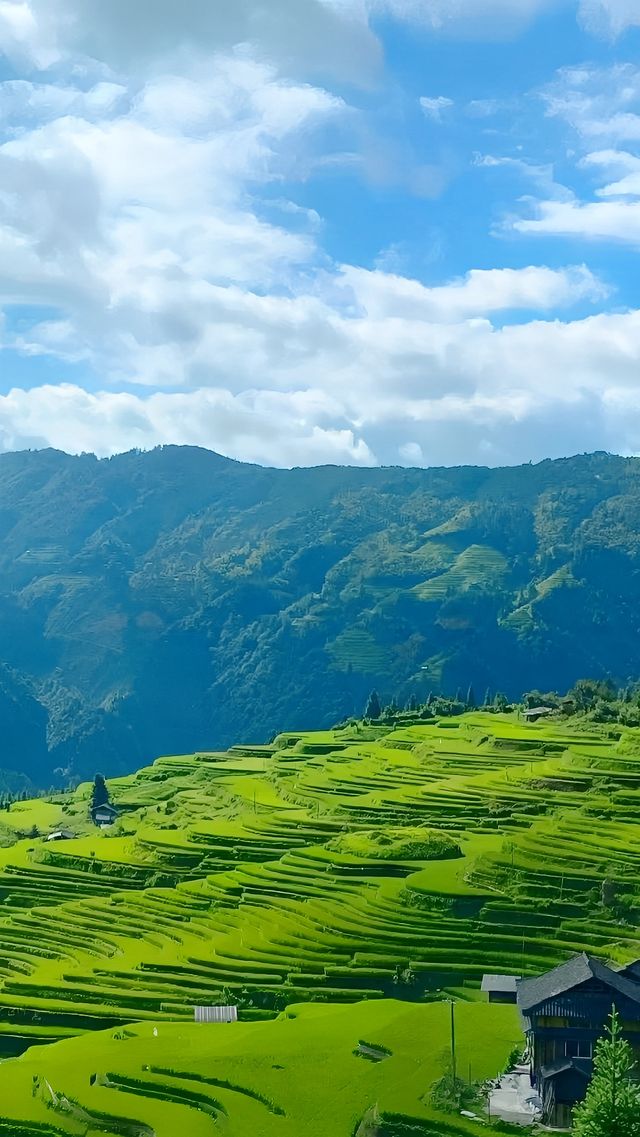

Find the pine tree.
[
  {"left": 91, "top": 773, "right": 110, "bottom": 811},
  {"left": 364, "top": 690, "right": 381, "bottom": 720},
  {"left": 573, "top": 1008, "right": 640, "bottom": 1137}
]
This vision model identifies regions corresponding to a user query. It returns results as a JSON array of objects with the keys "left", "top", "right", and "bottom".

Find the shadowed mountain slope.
[{"left": 1, "top": 446, "right": 639, "bottom": 785}]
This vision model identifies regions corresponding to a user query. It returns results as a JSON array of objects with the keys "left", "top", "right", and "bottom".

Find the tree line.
[{"left": 361, "top": 677, "right": 640, "bottom": 726}]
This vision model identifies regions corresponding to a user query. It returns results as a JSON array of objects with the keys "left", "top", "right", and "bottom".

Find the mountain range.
[{"left": 1, "top": 445, "right": 639, "bottom": 789}]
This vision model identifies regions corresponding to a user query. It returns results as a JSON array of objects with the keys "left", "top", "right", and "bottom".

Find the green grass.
[{"left": 0, "top": 1000, "right": 521, "bottom": 1137}]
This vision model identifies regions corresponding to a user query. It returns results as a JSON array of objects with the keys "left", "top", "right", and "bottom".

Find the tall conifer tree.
[{"left": 573, "top": 1009, "right": 640, "bottom": 1137}]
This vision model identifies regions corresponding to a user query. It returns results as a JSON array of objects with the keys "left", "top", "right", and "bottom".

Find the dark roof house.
[
  {"left": 92, "top": 802, "right": 118, "bottom": 826},
  {"left": 518, "top": 953, "right": 640, "bottom": 1128}
]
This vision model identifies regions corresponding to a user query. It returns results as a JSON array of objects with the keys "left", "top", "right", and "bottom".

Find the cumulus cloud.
[
  {"left": 338, "top": 264, "right": 607, "bottom": 322},
  {"left": 1, "top": 0, "right": 640, "bottom": 470},
  {"left": 0, "top": 384, "right": 376, "bottom": 466},
  {"left": 514, "top": 198, "right": 640, "bottom": 243},
  {"left": 6, "top": 304, "right": 640, "bottom": 467},
  {"left": 0, "top": 0, "right": 382, "bottom": 83}
]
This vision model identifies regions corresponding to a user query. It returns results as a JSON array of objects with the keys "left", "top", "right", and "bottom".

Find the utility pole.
[{"left": 450, "top": 999, "right": 457, "bottom": 1084}]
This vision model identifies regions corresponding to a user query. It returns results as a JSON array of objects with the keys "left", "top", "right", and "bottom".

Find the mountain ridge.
[{"left": 1, "top": 445, "right": 639, "bottom": 787}]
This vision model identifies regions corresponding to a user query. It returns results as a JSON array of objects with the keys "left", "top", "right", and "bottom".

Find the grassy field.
[
  {"left": 0, "top": 1000, "right": 521, "bottom": 1136},
  {"left": 0, "top": 711, "right": 639, "bottom": 1133}
]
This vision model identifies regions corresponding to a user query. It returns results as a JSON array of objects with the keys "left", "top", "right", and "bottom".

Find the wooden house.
[
  {"left": 481, "top": 974, "right": 520, "bottom": 1004},
  {"left": 92, "top": 802, "right": 118, "bottom": 827},
  {"left": 517, "top": 953, "right": 640, "bottom": 1128}
]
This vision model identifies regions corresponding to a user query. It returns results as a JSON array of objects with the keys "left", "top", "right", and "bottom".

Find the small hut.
[{"left": 481, "top": 974, "right": 520, "bottom": 1004}]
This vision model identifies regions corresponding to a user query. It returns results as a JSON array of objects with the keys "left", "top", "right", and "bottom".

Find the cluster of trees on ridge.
[{"left": 360, "top": 678, "right": 640, "bottom": 727}]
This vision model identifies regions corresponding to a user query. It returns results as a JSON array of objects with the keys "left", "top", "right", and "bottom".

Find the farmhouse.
[
  {"left": 46, "top": 828, "right": 75, "bottom": 842},
  {"left": 92, "top": 802, "right": 118, "bottom": 827},
  {"left": 517, "top": 953, "right": 640, "bottom": 1128},
  {"left": 522, "top": 706, "right": 554, "bottom": 722}
]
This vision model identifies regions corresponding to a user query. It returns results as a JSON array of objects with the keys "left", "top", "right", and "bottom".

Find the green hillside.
[
  {"left": 4, "top": 447, "right": 640, "bottom": 786},
  {"left": 0, "top": 712, "right": 639, "bottom": 1133}
]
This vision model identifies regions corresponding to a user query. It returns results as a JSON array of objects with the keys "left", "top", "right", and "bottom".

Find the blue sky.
[{"left": 1, "top": 0, "right": 640, "bottom": 466}]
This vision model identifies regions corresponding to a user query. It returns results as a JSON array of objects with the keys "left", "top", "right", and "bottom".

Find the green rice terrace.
[{"left": 1, "top": 711, "right": 640, "bottom": 1134}]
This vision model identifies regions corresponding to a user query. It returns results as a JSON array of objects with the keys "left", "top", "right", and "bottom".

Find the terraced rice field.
[{"left": 0, "top": 712, "right": 639, "bottom": 1133}]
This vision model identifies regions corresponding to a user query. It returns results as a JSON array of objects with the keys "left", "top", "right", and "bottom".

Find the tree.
[
  {"left": 569, "top": 678, "right": 616, "bottom": 713},
  {"left": 483, "top": 688, "right": 492, "bottom": 708},
  {"left": 494, "top": 692, "right": 508, "bottom": 712},
  {"left": 91, "top": 773, "right": 110, "bottom": 811},
  {"left": 364, "top": 690, "right": 381, "bottom": 720},
  {"left": 466, "top": 685, "right": 476, "bottom": 709},
  {"left": 573, "top": 1008, "right": 640, "bottom": 1137}
]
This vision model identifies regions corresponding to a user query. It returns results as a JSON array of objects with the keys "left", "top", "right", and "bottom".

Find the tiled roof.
[{"left": 518, "top": 953, "right": 640, "bottom": 1012}]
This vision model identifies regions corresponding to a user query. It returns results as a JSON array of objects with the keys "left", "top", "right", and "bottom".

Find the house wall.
[
  {"left": 527, "top": 982, "right": 640, "bottom": 1125},
  {"left": 488, "top": 990, "right": 518, "bottom": 1004}
]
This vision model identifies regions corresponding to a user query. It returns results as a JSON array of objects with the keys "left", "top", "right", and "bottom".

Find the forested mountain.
[{"left": 1, "top": 445, "right": 640, "bottom": 787}]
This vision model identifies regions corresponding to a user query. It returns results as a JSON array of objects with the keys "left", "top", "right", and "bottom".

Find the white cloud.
[
  {"left": 579, "top": 0, "right": 640, "bottom": 36},
  {"left": 0, "top": 384, "right": 376, "bottom": 466},
  {"left": 398, "top": 441, "right": 424, "bottom": 463},
  {"left": 0, "top": 0, "right": 382, "bottom": 84},
  {"left": 541, "top": 63, "right": 640, "bottom": 142},
  {"left": 514, "top": 198, "right": 640, "bottom": 243},
  {"left": 339, "top": 264, "right": 607, "bottom": 322},
  {"left": 0, "top": 42, "right": 627, "bottom": 469},
  {"left": 3, "top": 1, "right": 640, "bottom": 471},
  {"left": 507, "top": 64, "right": 640, "bottom": 245},
  {"left": 6, "top": 305, "right": 640, "bottom": 467},
  {"left": 0, "top": 0, "right": 55, "bottom": 68},
  {"left": 419, "top": 95, "right": 454, "bottom": 121}
]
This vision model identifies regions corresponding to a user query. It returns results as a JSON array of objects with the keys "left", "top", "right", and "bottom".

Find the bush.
[{"left": 328, "top": 827, "right": 462, "bottom": 862}]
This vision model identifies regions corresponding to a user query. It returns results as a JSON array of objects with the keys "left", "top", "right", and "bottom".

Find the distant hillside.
[{"left": 1, "top": 446, "right": 640, "bottom": 785}]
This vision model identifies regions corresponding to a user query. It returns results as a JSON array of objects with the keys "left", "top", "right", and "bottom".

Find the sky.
[{"left": 1, "top": 1, "right": 640, "bottom": 468}]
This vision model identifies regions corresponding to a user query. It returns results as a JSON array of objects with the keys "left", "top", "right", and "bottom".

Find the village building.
[
  {"left": 46, "top": 828, "right": 75, "bottom": 842},
  {"left": 481, "top": 974, "right": 520, "bottom": 1004},
  {"left": 92, "top": 802, "right": 119, "bottom": 827},
  {"left": 516, "top": 953, "right": 640, "bottom": 1128},
  {"left": 522, "top": 706, "right": 555, "bottom": 722}
]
